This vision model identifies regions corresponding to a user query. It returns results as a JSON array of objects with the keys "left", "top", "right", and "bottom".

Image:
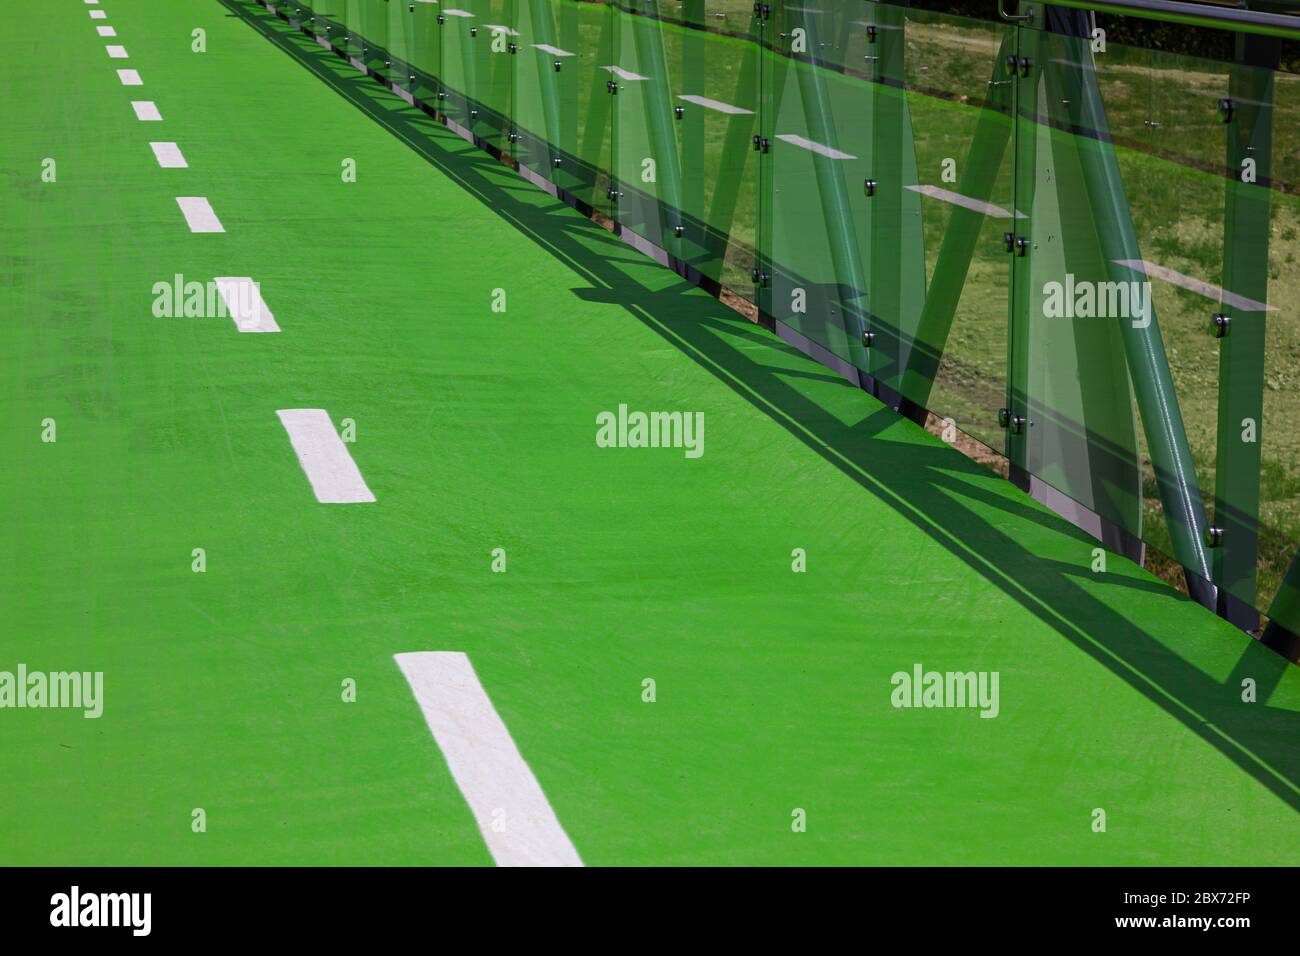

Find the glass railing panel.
[
  {"left": 512, "top": 0, "right": 615, "bottom": 214},
  {"left": 611, "top": 0, "right": 686, "bottom": 256},
  {"left": 675, "top": 0, "right": 762, "bottom": 295},
  {"left": 307, "top": 0, "right": 347, "bottom": 50},
  {"left": 1254, "top": 59, "right": 1300, "bottom": 631},
  {"left": 1012, "top": 19, "right": 1231, "bottom": 597},
  {"left": 439, "top": 1, "right": 477, "bottom": 131},
  {"left": 764, "top": 0, "right": 877, "bottom": 374},
  {"left": 1006, "top": 21, "right": 1150, "bottom": 555},
  {"left": 488, "top": 0, "right": 521, "bottom": 150},
  {"left": 451, "top": 0, "right": 515, "bottom": 150},
  {"left": 340, "top": 0, "right": 368, "bottom": 64},
  {"left": 406, "top": 1, "right": 442, "bottom": 105},
  {"left": 355, "top": 0, "right": 393, "bottom": 77},
  {"left": 894, "top": 5, "right": 1017, "bottom": 451}
]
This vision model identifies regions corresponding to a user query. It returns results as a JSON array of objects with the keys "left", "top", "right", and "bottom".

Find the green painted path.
[{"left": 1, "top": 0, "right": 1297, "bottom": 866}]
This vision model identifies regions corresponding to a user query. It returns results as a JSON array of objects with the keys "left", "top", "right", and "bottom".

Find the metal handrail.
[
  {"left": 998, "top": 0, "right": 1035, "bottom": 21},
  {"left": 1038, "top": 0, "right": 1300, "bottom": 40}
]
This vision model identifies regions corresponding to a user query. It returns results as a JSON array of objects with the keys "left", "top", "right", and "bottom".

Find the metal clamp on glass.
[{"left": 1004, "top": 55, "right": 1031, "bottom": 77}]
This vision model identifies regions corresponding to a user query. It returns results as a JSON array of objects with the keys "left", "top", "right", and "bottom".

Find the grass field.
[{"left": 1, "top": 0, "right": 1298, "bottom": 866}]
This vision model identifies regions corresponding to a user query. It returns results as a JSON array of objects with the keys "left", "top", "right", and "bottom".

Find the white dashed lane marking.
[
  {"left": 117, "top": 69, "right": 142, "bottom": 85},
  {"left": 150, "top": 142, "right": 188, "bottom": 168},
  {"left": 132, "top": 101, "right": 162, "bottom": 121},
  {"left": 394, "top": 652, "right": 583, "bottom": 868},
  {"left": 175, "top": 197, "right": 224, "bottom": 233},
  {"left": 276, "top": 410, "right": 375, "bottom": 503},
  {"left": 214, "top": 278, "right": 280, "bottom": 333}
]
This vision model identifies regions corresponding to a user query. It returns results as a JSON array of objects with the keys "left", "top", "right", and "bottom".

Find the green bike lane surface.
[{"left": 0, "top": 0, "right": 1296, "bottom": 865}]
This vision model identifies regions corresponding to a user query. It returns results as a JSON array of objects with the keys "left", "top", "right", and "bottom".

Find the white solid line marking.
[
  {"left": 106, "top": 45, "right": 129, "bottom": 58},
  {"left": 394, "top": 652, "right": 583, "bottom": 868},
  {"left": 132, "top": 100, "right": 162, "bottom": 121},
  {"left": 1114, "top": 259, "right": 1278, "bottom": 313},
  {"left": 603, "top": 65, "right": 650, "bottom": 81},
  {"left": 678, "top": 94, "right": 753, "bottom": 115},
  {"left": 175, "top": 197, "right": 224, "bottom": 233},
  {"left": 276, "top": 409, "right": 375, "bottom": 503},
  {"left": 150, "top": 142, "right": 188, "bottom": 168},
  {"left": 117, "top": 69, "right": 142, "bottom": 86},
  {"left": 214, "top": 277, "right": 280, "bottom": 332},
  {"left": 906, "top": 184, "right": 1026, "bottom": 219},
  {"left": 775, "top": 133, "right": 856, "bottom": 160},
  {"left": 533, "top": 43, "right": 574, "bottom": 57},
  {"left": 89, "top": 9, "right": 107, "bottom": 18},
  {"left": 96, "top": 25, "right": 116, "bottom": 37}
]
